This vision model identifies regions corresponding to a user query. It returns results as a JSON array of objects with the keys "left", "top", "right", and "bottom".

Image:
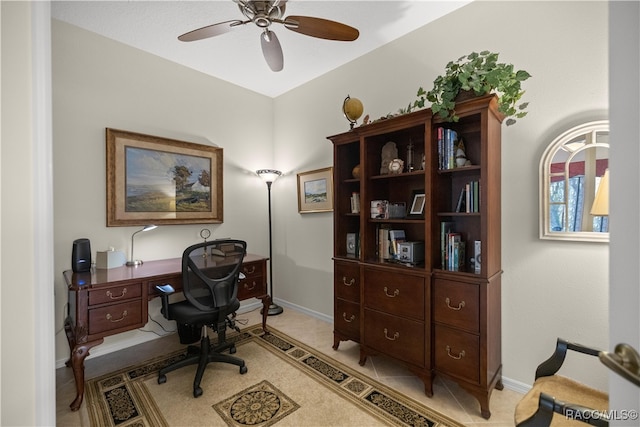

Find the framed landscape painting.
[
  {"left": 106, "top": 128, "right": 223, "bottom": 226},
  {"left": 297, "top": 167, "right": 333, "bottom": 213}
]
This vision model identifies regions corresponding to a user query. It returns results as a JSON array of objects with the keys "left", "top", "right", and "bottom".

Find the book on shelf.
[
  {"left": 436, "top": 127, "right": 459, "bottom": 170},
  {"left": 440, "top": 221, "right": 454, "bottom": 269},
  {"left": 446, "top": 232, "right": 460, "bottom": 270},
  {"left": 455, "top": 186, "right": 466, "bottom": 212},
  {"left": 388, "top": 229, "right": 406, "bottom": 260},
  {"left": 458, "top": 180, "right": 480, "bottom": 213},
  {"left": 446, "top": 232, "right": 465, "bottom": 271},
  {"left": 350, "top": 192, "right": 360, "bottom": 213},
  {"left": 377, "top": 226, "right": 391, "bottom": 261},
  {"left": 473, "top": 240, "right": 481, "bottom": 274}
]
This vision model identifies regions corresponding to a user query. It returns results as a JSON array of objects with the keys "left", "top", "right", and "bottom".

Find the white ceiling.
[{"left": 51, "top": 1, "right": 471, "bottom": 98}]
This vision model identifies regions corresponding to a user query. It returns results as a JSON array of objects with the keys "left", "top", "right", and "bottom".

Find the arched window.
[{"left": 540, "top": 120, "right": 609, "bottom": 242}]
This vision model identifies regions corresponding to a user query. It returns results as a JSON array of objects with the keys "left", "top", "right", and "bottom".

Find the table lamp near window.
[{"left": 591, "top": 169, "right": 609, "bottom": 216}]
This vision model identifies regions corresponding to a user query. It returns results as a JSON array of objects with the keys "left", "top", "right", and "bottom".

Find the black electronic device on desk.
[{"left": 71, "top": 238, "right": 91, "bottom": 273}]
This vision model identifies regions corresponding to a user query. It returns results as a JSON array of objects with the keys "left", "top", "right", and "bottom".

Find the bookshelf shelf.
[{"left": 328, "top": 94, "right": 503, "bottom": 419}]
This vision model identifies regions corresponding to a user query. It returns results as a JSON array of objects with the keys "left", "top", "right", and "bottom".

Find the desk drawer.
[
  {"left": 363, "top": 269, "right": 424, "bottom": 320},
  {"left": 433, "top": 279, "right": 479, "bottom": 333},
  {"left": 241, "top": 261, "right": 265, "bottom": 279},
  {"left": 238, "top": 275, "right": 265, "bottom": 300},
  {"left": 89, "top": 300, "right": 143, "bottom": 335},
  {"left": 364, "top": 308, "right": 424, "bottom": 366},
  {"left": 89, "top": 283, "right": 142, "bottom": 306},
  {"left": 434, "top": 324, "right": 480, "bottom": 383}
]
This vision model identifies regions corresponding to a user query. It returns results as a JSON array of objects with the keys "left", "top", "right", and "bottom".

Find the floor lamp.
[{"left": 256, "top": 169, "right": 283, "bottom": 316}]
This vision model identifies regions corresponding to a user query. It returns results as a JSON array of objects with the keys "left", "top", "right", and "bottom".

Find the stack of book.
[
  {"left": 377, "top": 227, "right": 406, "bottom": 261},
  {"left": 455, "top": 180, "right": 480, "bottom": 213},
  {"left": 436, "top": 127, "right": 459, "bottom": 170},
  {"left": 440, "top": 221, "right": 464, "bottom": 271}
]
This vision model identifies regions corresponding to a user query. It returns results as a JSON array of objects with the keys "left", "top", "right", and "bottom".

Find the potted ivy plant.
[{"left": 414, "top": 51, "right": 531, "bottom": 126}]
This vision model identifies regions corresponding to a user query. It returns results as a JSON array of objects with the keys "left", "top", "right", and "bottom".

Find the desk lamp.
[
  {"left": 256, "top": 169, "right": 283, "bottom": 315},
  {"left": 126, "top": 225, "right": 158, "bottom": 266}
]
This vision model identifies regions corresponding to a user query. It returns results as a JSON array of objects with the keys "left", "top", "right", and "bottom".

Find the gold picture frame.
[
  {"left": 106, "top": 128, "right": 223, "bottom": 226},
  {"left": 297, "top": 167, "right": 333, "bottom": 213}
]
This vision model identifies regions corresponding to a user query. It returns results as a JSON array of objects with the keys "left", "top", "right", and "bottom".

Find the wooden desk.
[{"left": 63, "top": 253, "right": 269, "bottom": 411}]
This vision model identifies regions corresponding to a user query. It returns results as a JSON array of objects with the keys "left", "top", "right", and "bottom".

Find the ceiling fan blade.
[
  {"left": 260, "top": 30, "right": 284, "bottom": 72},
  {"left": 283, "top": 16, "right": 359, "bottom": 41},
  {"left": 178, "top": 20, "right": 244, "bottom": 42}
]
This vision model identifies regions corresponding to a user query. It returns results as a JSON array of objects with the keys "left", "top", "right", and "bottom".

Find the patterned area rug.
[{"left": 85, "top": 326, "right": 465, "bottom": 426}]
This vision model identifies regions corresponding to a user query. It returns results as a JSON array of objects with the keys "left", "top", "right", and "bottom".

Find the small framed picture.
[
  {"left": 408, "top": 190, "right": 426, "bottom": 218},
  {"left": 297, "top": 167, "right": 333, "bottom": 213}
]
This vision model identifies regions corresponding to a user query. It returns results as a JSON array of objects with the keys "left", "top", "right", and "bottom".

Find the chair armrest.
[
  {"left": 536, "top": 338, "right": 602, "bottom": 379},
  {"left": 518, "top": 392, "right": 609, "bottom": 427},
  {"left": 155, "top": 284, "right": 175, "bottom": 320}
]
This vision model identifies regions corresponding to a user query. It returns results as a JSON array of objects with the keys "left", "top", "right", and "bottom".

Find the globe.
[{"left": 342, "top": 95, "right": 363, "bottom": 129}]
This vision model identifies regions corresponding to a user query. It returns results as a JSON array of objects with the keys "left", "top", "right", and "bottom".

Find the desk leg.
[
  {"left": 257, "top": 294, "right": 271, "bottom": 334},
  {"left": 64, "top": 316, "right": 103, "bottom": 411}
]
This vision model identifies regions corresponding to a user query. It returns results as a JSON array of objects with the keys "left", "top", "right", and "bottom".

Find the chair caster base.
[
  {"left": 240, "top": 365, "right": 248, "bottom": 374},
  {"left": 193, "top": 386, "right": 203, "bottom": 398},
  {"left": 158, "top": 374, "right": 167, "bottom": 384},
  {"left": 230, "top": 345, "right": 236, "bottom": 354}
]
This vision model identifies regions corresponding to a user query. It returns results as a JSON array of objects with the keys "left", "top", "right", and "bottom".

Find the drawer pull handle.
[
  {"left": 244, "top": 266, "right": 256, "bottom": 274},
  {"left": 384, "top": 328, "right": 400, "bottom": 341},
  {"left": 383, "top": 287, "right": 400, "bottom": 298},
  {"left": 244, "top": 281, "right": 257, "bottom": 291},
  {"left": 106, "top": 288, "right": 127, "bottom": 300},
  {"left": 342, "top": 312, "right": 356, "bottom": 323},
  {"left": 342, "top": 277, "right": 355, "bottom": 286},
  {"left": 446, "top": 345, "right": 465, "bottom": 360},
  {"left": 106, "top": 310, "right": 128, "bottom": 323},
  {"left": 445, "top": 297, "right": 465, "bottom": 311}
]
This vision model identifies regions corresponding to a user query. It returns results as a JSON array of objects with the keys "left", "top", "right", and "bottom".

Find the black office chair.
[{"left": 155, "top": 239, "right": 248, "bottom": 397}]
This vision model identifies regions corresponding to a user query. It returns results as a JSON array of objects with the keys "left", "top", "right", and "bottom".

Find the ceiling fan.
[{"left": 178, "top": 0, "right": 360, "bottom": 72}]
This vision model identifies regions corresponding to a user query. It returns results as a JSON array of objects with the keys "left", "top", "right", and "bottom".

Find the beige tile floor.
[{"left": 57, "top": 306, "right": 523, "bottom": 426}]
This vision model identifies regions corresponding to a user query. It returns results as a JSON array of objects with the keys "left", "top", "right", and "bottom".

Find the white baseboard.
[
  {"left": 272, "top": 298, "right": 332, "bottom": 324},
  {"left": 500, "top": 376, "right": 531, "bottom": 395}
]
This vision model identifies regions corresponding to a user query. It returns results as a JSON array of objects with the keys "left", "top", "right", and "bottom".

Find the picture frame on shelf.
[
  {"left": 297, "top": 167, "right": 334, "bottom": 213},
  {"left": 408, "top": 190, "right": 426, "bottom": 218},
  {"left": 106, "top": 128, "right": 223, "bottom": 226}
]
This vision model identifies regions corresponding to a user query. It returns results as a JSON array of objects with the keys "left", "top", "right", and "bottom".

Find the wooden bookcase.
[{"left": 328, "top": 95, "right": 503, "bottom": 419}]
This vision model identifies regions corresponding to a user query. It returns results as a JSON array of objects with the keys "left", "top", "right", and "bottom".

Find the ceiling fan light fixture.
[{"left": 180, "top": 0, "right": 359, "bottom": 72}]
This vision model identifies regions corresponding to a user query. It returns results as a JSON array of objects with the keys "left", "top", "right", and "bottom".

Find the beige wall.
[{"left": 273, "top": 0, "right": 609, "bottom": 391}]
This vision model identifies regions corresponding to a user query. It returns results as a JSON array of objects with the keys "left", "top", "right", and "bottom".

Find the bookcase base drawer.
[
  {"left": 335, "top": 261, "right": 360, "bottom": 302},
  {"left": 335, "top": 298, "right": 360, "bottom": 341},
  {"left": 363, "top": 269, "right": 425, "bottom": 320},
  {"left": 434, "top": 324, "right": 479, "bottom": 383},
  {"left": 364, "top": 308, "right": 425, "bottom": 367},
  {"left": 433, "top": 278, "right": 479, "bottom": 333}
]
